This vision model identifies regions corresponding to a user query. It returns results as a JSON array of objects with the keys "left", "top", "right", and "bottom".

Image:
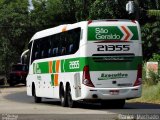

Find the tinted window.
[{"left": 31, "top": 27, "right": 81, "bottom": 63}]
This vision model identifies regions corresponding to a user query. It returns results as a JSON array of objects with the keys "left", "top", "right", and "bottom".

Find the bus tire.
[
  {"left": 67, "top": 85, "right": 77, "bottom": 108},
  {"left": 59, "top": 84, "right": 67, "bottom": 107},
  {"left": 32, "top": 84, "right": 41, "bottom": 103}
]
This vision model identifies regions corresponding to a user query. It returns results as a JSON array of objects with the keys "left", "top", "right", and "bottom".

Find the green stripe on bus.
[
  {"left": 34, "top": 62, "right": 49, "bottom": 74},
  {"left": 52, "top": 61, "right": 56, "bottom": 73},
  {"left": 50, "top": 74, "right": 54, "bottom": 86},
  {"left": 62, "top": 58, "right": 85, "bottom": 72},
  {"left": 128, "top": 26, "right": 139, "bottom": 40},
  {"left": 33, "top": 56, "right": 142, "bottom": 74},
  {"left": 61, "top": 59, "right": 65, "bottom": 72},
  {"left": 88, "top": 57, "right": 142, "bottom": 71}
]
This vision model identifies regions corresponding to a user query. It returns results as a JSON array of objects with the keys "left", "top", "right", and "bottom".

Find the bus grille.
[{"left": 92, "top": 53, "right": 135, "bottom": 62}]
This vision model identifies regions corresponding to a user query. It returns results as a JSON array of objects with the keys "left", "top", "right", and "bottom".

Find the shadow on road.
[
  {"left": 125, "top": 102, "right": 160, "bottom": 109},
  {"left": 0, "top": 84, "right": 25, "bottom": 88},
  {"left": 4, "top": 91, "right": 33, "bottom": 103},
  {"left": 4, "top": 91, "right": 61, "bottom": 106},
  {"left": 3, "top": 91, "right": 160, "bottom": 110}
]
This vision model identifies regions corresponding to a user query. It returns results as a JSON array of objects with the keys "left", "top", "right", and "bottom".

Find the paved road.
[{"left": 0, "top": 85, "right": 160, "bottom": 120}]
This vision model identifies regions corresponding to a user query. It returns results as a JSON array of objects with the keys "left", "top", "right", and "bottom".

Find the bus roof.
[
  {"left": 29, "top": 19, "right": 138, "bottom": 43},
  {"left": 30, "top": 24, "right": 68, "bottom": 42}
]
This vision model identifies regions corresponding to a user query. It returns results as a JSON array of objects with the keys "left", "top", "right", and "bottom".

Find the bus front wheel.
[{"left": 32, "top": 84, "right": 41, "bottom": 103}]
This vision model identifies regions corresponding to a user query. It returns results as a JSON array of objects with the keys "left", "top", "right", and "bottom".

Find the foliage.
[
  {"left": 142, "top": 62, "right": 147, "bottom": 83},
  {"left": 74, "top": 0, "right": 96, "bottom": 21},
  {"left": 0, "top": 0, "right": 160, "bottom": 78},
  {"left": 89, "top": 0, "right": 128, "bottom": 20},
  {"left": 31, "top": 0, "right": 63, "bottom": 29},
  {"left": 128, "top": 82, "right": 160, "bottom": 104},
  {"left": 142, "top": 62, "right": 160, "bottom": 86},
  {"left": 145, "top": 71, "right": 159, "bottom": 85},
  {"left": 0, "top": 0, "right": 29, "bottom": 76},
  {"left": 142, "top": 82, "right": 160, "bottom": 103},
  {"left": 149, "top": 53, "right": 160, "bottom": 62},
  {"left": 68, "top": 0, "right": 129, "bottom": 21},
  {"left": 0, "top": 0, "right": 29, "bottom": 51},
  {"left": 148, "top": 10, "right": 160, "bottom": 17},
  {"left": 60, "top": 0, "right": 77, "bottom": 23},
  {"left": 138, "top": 0, "right": 159, "bottom": 10},
  {"left": 0, "top": 0, "right": 67, "bottom": 77},
  {"left": 141, "top": 21, "right": 160, "bottom": 60}
]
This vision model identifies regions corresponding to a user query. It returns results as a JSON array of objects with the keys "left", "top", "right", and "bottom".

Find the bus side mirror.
[{"left": 126, "top": 1, "right": 135, "bottom": 14}]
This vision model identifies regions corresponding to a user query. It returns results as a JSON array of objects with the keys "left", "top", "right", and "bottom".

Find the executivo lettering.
[{"left": 98, "top": 73, "right": 128, "bottom": 80}]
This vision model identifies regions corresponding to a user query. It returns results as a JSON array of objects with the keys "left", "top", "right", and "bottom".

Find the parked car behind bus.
[{"left": 8, "top": 64, "right": 28, "bottom": 86}]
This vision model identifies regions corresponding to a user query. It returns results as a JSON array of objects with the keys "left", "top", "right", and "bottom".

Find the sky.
[{"left": 28, "top": 0, "right": 34, "bottom": 11}]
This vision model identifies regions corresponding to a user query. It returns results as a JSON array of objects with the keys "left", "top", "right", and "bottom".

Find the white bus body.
[{"left": 27, "top": 20, "right": 142, "bottom": 108}]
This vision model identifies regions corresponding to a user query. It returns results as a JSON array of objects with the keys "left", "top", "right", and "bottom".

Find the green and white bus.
[{"left": 27, "top": 20, "right": 142, "bottom": 108}]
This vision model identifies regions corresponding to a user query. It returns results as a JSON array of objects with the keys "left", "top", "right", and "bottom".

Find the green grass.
[{"left": 128, "top": 82, "right": 160, "bottom": 104}]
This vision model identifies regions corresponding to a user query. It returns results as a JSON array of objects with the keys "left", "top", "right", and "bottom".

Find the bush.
[
  {"left": 142, "top": 63, "right": 147, "bottom": 83},
  {"left": 145, "top": 70, "right": 159, "bottom": 85},
  {"left": 141, "top": 82, "right": 160, "bottom": 103},
  {"left": 0, "top": 75, "right": 6, "bottom": 85},
  {"left": 129, "top": 82, "right": 160, "bottom": 103},
  {"left": 149, "top": 53, "right": 160, "bottom": 75},
  {"left": 149, "top": 53, "right": 160, "bottom": 62},
  {"left": 141, "top": 53, "right": 160, "bottom": 86},
  {"left": 143, "top": 61, "right": 160, "bottom": 86}
]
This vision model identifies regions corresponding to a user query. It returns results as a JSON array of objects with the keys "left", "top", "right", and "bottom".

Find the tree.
[
  {"left": 141, "top": 21, "right": 160, "bottom": 60},
  {"left": 0, "top": 0, "right": 29, "bottom": 77},
  {"left": 30, "top": 0, "right": 69, "bottom": 29},
  {"left": 75, "top": 0, "right": 96, "bottom": 21},
  {"left": 89, "top": 0, "right": 128, "bottom": 20}
]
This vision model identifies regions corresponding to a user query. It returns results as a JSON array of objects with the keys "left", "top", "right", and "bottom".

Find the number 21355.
[{"left": 97, "top": 45, "right": 130, "bottom": 51}]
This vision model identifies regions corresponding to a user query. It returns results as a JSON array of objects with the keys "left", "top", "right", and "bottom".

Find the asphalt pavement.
[{"left": 0, "top": 85, "right": 160, "bottom": 120}]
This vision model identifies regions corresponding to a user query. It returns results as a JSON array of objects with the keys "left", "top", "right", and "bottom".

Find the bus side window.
[
  {"left": 41, "top": 50, "right": 45, "bottom": 58},
  {"left": 67, "top": 28, "right": 81, "bottom": 55},
  {"left": 41, "top": 49, "right": 47, "bottom": 58},
  {"left": 52, "top": 48, "right": 58, "bottom": 56},
  {"left": 72, "top": 28, "right": 81, "bottom": 53},
  {"left": 39, "top": 37, "right": 49, "bottom": 59},
  {"left": 48, "top": 38, "right": 52, "bottom": 57},
  {"left": 68, "top": 44, "right": 73, "bottom": 54},
  {"left": 61, "top": 47, "right": 66, "bottom": 55},
  {"left": 48, "top": 48, "right": 52, "bottom": 57},
  {"left": 35, "top": 51, "right": 39, "bottom": 59}
]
